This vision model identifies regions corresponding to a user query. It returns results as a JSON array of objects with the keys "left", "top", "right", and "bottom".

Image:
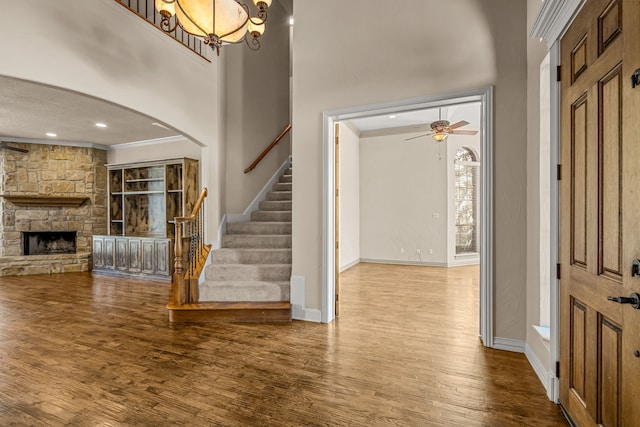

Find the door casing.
[{"left": 321, "top": 87, "right": 494, "bottom": 348}]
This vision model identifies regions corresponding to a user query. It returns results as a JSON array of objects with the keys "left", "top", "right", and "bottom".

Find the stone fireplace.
[{"left": 0, "top": 143, "right": 107, "bottom": 276}]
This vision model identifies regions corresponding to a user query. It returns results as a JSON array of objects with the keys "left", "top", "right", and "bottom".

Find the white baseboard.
[
  {"left": 339, "top": 258, "right": 360, "bottom": 272},
  {"left": 493, "top": 337, "right": 526, "bottom": 353},
  {"left": 290, "top": 275, "right": 322, "bottom": 323},
  {"left": 525, "top": 343, "right": 553, "bottom": 400},
  {"left": 360, "top": 258, "right": 448, "bottom": 267},
  {"left": 227, "top": 159, "right": 290, "bottom": 224}
]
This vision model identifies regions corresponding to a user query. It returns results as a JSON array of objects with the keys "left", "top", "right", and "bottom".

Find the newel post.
[{"left": 173, "top": 218, "right": 188, "bottom": 305}]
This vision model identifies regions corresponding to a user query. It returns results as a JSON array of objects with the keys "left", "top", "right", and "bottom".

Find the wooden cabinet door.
[{"left": 560, "top": 0, "right": 640, "bottom": 425}]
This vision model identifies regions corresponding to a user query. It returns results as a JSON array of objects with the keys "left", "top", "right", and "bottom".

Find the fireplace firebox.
[{"left": 23, "top": 231, "right": 77, "bottom": 256}]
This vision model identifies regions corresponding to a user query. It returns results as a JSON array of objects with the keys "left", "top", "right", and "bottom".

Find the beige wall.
[
  {"left": 292, "top": 0, "right": 528, "bottom": 340},
  {"left": 359, "top": 131, "right": 448, "bottom": 265},
  {"left": 224, "top": 1, "right": 291, "bottom": 214}
]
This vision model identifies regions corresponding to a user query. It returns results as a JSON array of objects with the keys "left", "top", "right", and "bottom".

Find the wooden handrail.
[
  {"left": 175, "top": 188, "right": 208, "bottom": 222},
  {"left": 244, "top": 124, "right": 292, "bottom": 174}
]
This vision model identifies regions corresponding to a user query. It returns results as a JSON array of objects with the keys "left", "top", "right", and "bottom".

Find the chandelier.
[{"left": 154, "top": 0, "right": 271, "bottom": 55}]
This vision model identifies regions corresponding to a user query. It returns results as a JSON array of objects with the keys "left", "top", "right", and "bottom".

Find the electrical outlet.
[{"left": 433, "top": 212, "right": 440, "bottom": 219}]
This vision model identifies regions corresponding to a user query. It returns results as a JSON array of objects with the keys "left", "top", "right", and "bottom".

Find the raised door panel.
[
  {"left": 129, "top": 239, "right": 142, "bottom": 273},
  {"left": 93, "top": 238, "right": 104, "bottom": 268},
  {"left": 141, "top": 240, "right": 156, "bottom": 274},
  {"left": 104, "top": 238, "right": 115, "bottom": 269},
  {"left": 155, "top": 240, "right": 171, "bottom": 276},
  {"left": 115, "top": 238, "right": 129, "bottom": 271}
]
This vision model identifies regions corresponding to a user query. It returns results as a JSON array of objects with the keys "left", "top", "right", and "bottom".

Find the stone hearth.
[{"left": 0, "top": 143, "right": 107, "bottom": 276}]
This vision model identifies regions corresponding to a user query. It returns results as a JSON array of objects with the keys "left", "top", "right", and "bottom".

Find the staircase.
[{"left": 169, "top": 166, "right": 293, "bottom": 322}]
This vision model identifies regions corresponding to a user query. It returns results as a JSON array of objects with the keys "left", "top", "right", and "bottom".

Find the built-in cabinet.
[{"left": 92, "top": 158, "right": 198, "bottom": 280}]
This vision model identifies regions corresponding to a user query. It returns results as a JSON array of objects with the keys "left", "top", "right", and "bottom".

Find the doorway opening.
[{"left": 322, "top": 87, "right": 494, "bottom": 347}]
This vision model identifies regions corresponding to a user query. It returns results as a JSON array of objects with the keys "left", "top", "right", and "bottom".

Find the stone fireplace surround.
[{"left": 0, "top": 143, "right": 107, "bottom": 276}]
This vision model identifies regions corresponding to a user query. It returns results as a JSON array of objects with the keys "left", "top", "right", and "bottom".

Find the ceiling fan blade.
[
  {"left": 404, "top": 133, "right": 431, "bottom": 141},
  {"left": 0, "top": 143, "right": 29, "bottom": 153},
  {"left": 448, "top": 120, "right": 470, "bottom": 130},
  {"left": 450, "top": 129, "right": 478, "bottom": 135}
]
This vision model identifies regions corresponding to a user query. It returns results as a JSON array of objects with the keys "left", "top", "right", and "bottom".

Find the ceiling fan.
[{"left": 405, "top": 118, "right": 478, "bottom": 142}]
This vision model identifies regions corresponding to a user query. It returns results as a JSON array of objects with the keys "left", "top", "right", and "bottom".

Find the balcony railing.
[{"left": 115, "top": 0, "right": 212, "bottom": 61}]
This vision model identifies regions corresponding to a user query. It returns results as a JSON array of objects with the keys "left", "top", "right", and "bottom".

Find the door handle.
[
  {"left": 632, "top": 259, "right": 640, "bottom": 276},
  {"left": 607, "top": 293, "right": 640, "bottom": 309}
]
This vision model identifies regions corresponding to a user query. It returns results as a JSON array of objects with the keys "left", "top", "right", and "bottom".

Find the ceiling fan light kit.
[
  {"left": 154, "top": 0, "right": 271, "bottom": 55},
  {"left": 404, "top": 112, "right": 478, "bottom": 143}
]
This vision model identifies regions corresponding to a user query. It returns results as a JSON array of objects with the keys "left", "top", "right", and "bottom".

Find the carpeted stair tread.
[
  {"left": 273, "top": 182, "right": 292, "bottom": 192},
  {"left": 251, "top": 210, "right": 292, "bottom": 222},
  {"left": 266, "top": 191, "right": 292, "bottom": 201},
  {"left": 211, "top": 248, "right": 292, "bottom": 264},
  {"left": 259, "top": 200, "right": 292, "bottom": 211},
  {"left": 222, "top": 234, "right": 291, "bottom": 248},
  {"left": 205, "top": 263, "right": 292, "bottom": 281},
  {"left": 226, "top": 221, "right": 291, "bottom": 235}
]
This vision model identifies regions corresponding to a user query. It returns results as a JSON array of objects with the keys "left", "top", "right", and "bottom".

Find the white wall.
[
  {"left": 338, "top": 122, "right": 360, "bottom": 270},
  {"left": 293, "top": 0, "right": 528, "bottom": 341},
  {"left": 360, "top": 132, "right": 447, "bottom": 265}
]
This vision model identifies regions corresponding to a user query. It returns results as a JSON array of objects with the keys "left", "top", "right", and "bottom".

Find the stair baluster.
[{"left": 172, "top": 188, "right": 210, "bottom": 306}]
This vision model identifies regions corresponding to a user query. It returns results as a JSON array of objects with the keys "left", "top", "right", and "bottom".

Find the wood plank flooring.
[{"left": 0, "top": 263, "right": 567, "bottom": 426}]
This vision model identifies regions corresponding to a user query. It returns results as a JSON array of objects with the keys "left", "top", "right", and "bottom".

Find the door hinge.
[
  {"left": 557, "top": 164, "right": 562, "bottom": 181},
  {"left": 336, "top": 189, "right": 339, "bottom": 197},
  {"left": 555, "top": 361, "right": 560, "bottom": 378},
  {"left": 336, "top": 242, "right": 339, "bottom": 249},
  {"left": 556, "top": 65, "right": 562, "bottom": 82},
  {"left": 556, "top": 263, "right": 561, "bottom": 280}
]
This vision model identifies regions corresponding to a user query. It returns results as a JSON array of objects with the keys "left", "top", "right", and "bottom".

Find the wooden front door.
[{"left": 560, "top": 0, "right": 640, "bottom": 425}]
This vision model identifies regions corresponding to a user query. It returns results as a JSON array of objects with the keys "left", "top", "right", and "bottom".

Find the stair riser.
[
  {"left": 211, "top": 250, "right": 292, "bottom": 264},
  {"left": 273, "top": 183, "right": 292, "bottom": 192},
  {"left": 266, "top": 191, "right": 292, "bottom": 201},
  {"left": 222, "top": 235, "right": 291, "bottom": 249},
  {"left": 199, "top": 282, "right": 290, "bottom": 302},
  {"left": 226, "top": 222, "right": 291, "bottom": 235},
  {"left": 251, "top": 211, "right": 292, "bottom": 222},
  {"left": 258, "top": 201, "right": 292, "bottom": 211},
  {"left": 284, "top": 168, "right": 292, "bottom": 175},
  {"left": 205, "top": 265, "right": 291, "bottom": 281},
  {"left": 279, "top": 175, "right": 292, "bottom": 183}
]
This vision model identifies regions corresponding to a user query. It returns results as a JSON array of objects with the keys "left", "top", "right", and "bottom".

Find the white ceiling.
[
  {"left": 346, "top": 101, "right": 481, "bottom": 137},
  {"left": 0, "top": 75, "right": 180, "bottom": 147}
]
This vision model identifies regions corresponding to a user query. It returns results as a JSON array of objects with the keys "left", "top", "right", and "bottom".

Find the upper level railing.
[
  {"left": 244, "top": 124, "right": 292, "bottom": 174},
  {"left": 173, "top": 188, "right": 210, "bottom": 305},
  {"left": 114, "top": 0, "right": 212, "bottom": 61}
]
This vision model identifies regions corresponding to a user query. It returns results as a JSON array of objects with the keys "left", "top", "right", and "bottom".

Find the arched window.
[{"left": 455, "top": 148, "right": 479, "bottom": 254}]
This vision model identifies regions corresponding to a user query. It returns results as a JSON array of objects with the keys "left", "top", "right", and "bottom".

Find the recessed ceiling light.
[
  {"left": 46, "top": 132, "right": 57, "bottom": 137},
  {"left": 388, "top": 115, "right": 396, "bottom": 119},
  {"left": 95, "top": 123, "right": 107, "bottom": 128}
]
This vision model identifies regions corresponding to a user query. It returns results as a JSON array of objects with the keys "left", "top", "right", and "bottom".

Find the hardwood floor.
[{"left": 0, "top": 263, "right": 567, "bottom": 426}]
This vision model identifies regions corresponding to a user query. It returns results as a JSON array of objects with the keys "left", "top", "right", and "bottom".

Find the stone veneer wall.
[{"left": 0, "top": 143, "right": 107, "bottom": 275}]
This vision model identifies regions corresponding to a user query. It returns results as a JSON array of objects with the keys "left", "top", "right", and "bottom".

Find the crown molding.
[
  {"left": 109, "top": 135, "right": 190, "bottom": 149},
  {"left": 0, "top": 137, "right": 109, "bottom": 151},
  {"left": 530, "top": 0, "right": 586, "bottom": 48}
]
